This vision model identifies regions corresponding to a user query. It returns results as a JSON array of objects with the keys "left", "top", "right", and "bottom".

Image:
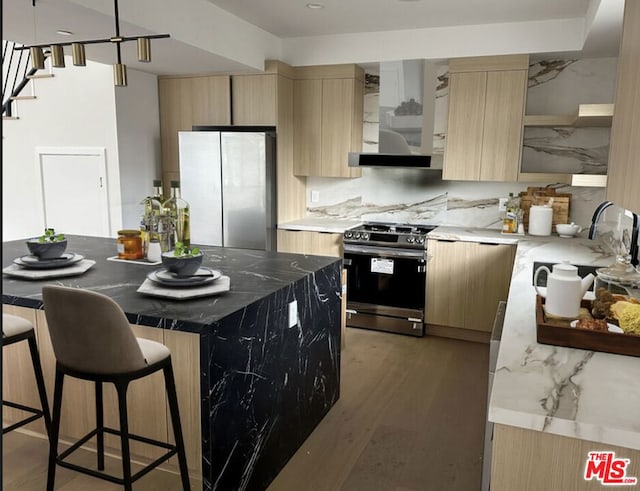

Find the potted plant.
[
  {"left": 26, "top": 228, "right": 68, "bottom": 259},
  {"left": 161, "top": 242, "right": 203, "bottom": 277}
]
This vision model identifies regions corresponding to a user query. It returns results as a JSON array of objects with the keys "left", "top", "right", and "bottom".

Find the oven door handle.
[{"left": 343, "top": 244, "right": 427, "bottom": 260}]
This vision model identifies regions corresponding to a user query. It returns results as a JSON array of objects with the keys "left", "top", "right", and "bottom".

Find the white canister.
[
  {"left": 528, "top": 205, "right": 553, "bottom": 236},
  {"left": 146, "top": 239, "right": 162, "bottom": 263}
]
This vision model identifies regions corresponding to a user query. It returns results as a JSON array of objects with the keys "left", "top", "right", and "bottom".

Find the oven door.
[{"left": 343, "top": 244, "right": 426, "bottom": 335}]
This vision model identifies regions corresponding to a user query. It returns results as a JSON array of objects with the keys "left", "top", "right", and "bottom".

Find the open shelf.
[{"left": 524, "top": 103, "right": 614, "bottom": 128}]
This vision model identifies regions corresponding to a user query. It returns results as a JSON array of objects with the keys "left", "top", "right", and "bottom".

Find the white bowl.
[{"left": 556, "top": 223, "right": 581, "bottom": 237}]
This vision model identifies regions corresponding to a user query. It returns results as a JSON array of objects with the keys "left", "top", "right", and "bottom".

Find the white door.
[{"left": 37, "top": 147, "right": 110, "bottom": 237}]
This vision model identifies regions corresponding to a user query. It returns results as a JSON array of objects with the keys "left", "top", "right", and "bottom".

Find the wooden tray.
[{"left": 535, "top": 295, "right": 640, "bottom": 357}]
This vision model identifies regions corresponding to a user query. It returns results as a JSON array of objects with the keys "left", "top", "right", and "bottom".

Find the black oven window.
[{"left": 345, "top": 253, "right": 425, "bottom": 310}]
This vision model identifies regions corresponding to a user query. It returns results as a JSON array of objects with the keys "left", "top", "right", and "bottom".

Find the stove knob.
[
  {"left": 417, "top": 237, "right": 425, "bottom": 244},
  {"left": 407, "top": 237, "right": 415, "bottom": 243},
  {"left": 354, "top": 232, "right": 361, "bottom": 239},
  {"left": 362, "top": 233, "right": 370, "bottom": 240},
  {"left": 344, "top": 231, "right": 352, "bottom": 239}
]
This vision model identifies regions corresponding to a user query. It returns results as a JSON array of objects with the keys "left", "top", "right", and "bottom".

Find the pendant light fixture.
[
  {"left": 16, "top": 0, "right": 170, "bottom": 87},
  {"left": 71, "top": 43, "right": 86, "bottom": 66}
]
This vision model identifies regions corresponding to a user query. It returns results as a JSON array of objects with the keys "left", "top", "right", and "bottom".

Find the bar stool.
[
  {"left": 42, "top": 285, "right": 190, "bottom": 491},
  {"left": 2, "top": 313, "right": 52, "bottom": 437}
]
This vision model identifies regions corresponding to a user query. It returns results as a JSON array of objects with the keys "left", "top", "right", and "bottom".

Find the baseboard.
[{"left": 425, "top": 324, "right": 491, "bottom": 344}]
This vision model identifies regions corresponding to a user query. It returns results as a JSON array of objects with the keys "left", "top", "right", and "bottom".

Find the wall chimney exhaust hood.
[{"left": 349, "top": 59, "right": 441, "bottom": 170}]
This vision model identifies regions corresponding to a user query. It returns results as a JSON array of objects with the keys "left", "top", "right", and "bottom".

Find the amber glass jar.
[{"left": 117, "top": 229, "right": 143, "bottom": 259}]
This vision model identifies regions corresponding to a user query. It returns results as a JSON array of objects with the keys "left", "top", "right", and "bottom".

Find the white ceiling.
[
  {"left": 1, "top": 0, "right": 625, "bottom": 76},
  {"left": 206, "top": 0, "right": 594, "bottom": 38}
]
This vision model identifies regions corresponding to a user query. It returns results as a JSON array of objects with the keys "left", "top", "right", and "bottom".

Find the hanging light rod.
[
  {"left": 15, "top": 34, "right": 170, "bottom": 50},
  {"left": 14, "top": 0, "right": 170, "bottom": 87}
]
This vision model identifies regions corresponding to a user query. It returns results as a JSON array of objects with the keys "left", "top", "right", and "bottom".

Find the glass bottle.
[
  {"left": 162, "top": 180, "right": 190, "bottom": 249},
  {"left": 140, "top": 179, "right": 164, "bottom": 256}
]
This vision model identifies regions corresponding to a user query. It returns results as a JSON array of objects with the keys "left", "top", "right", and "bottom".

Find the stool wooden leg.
[
  {"left": 95, "top": 381, "right": 105, "bottom": 471},
  {"left": 115, "top": 381, "right": 133, "bottom": 491},
  {"left": 47, "top": 369, "right": 64, "bottom": 491},
  {"left": 164, "top": 363, "right": 191, "bottom": 491},
  {"left": 28, "top": 333, "right": 52, "bottom": 438}
]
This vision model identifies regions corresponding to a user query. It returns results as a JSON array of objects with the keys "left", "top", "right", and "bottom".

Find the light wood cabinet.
[
  {"left": 606, "top": 0, "right": 640, "bottom": 213},
  {"left": 231, "top": 73, "right": 277, "bottom": 125},
  {"left": 443, "top": 55, "right": 528, "bottom": 182},
  {"left": 158, "top": 75, "right": 231, "bottom": 181},
  {"left": 277, "top": 229, "right": 343, "bottom": 257},
  {"left": 426, "top": 239, "right": 515, "bottom": 332},
  {"left": 293, "top": 65, "right": 363, "bottom": 178},
  {"left": 491, "top": 424, "right": 640, "bottom": 491}
]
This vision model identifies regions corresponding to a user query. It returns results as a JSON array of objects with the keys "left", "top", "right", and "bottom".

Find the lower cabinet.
[
  {"left": 277, "top": 229, "right": 343, "bottom": 257},
  {"left": 2, "top": 305, "right": 202, "bottom": 482},
  {"left": 426, "top": 239, "right": 516, "bottom": 332}
]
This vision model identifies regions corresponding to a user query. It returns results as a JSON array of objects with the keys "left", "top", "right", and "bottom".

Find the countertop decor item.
[
  {"left": 137, "top": 275, "right": 230, "bottom": 300},
  {"left": 26, "top": 228, "right": 67, "bottom": 259},
  {"left": 535, "top": 296, "right": 639, "bottom": 357},
  {"left": 556, "top": 223, "right": 583, "bottom": 238},
  {"left": 519, "top": 186, "right": 571, "bottom": 233},
  {"left": 3, "top": 259, "right": 95, "bottom": 279},
  {"left": 161, "top": 243, "right": 202, "bottom": 277}
]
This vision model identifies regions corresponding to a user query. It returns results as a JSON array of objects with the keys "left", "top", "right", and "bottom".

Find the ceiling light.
[
  {"left": 50, "top": 45, "right": 65, "bottom": 68},
  {"left": 306, "top": 3, "right": 325, "bottom": 9},
  {"left": 30, "top": 47, "right": 45, "bottom": 70},
  {"left": 15, "top": 0, "right": 170, "bottom": 87},
  {"left": 72, "top": 43, "right": 86, "bottom": 66}
]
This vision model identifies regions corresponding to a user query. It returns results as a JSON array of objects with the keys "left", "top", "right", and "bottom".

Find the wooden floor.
[{"left": 3, "top": 327, "right": 489, "bottom": 491}]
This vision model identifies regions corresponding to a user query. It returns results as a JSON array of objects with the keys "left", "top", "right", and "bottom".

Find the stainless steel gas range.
[{"left": 343, "top": 222, "right": 436, "bottom": 337}]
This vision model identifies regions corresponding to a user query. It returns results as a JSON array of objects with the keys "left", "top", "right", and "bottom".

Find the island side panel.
[{"left": 203, "top": 260, "right": 342, "bottom": 491}]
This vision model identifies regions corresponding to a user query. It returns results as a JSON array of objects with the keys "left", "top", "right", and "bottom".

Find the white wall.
[
  {"left": 114, "top": 69, "right": 162, "bottom": 229},
  {"left": 2, "top": 57, "right": 159, "bottom": 241}
]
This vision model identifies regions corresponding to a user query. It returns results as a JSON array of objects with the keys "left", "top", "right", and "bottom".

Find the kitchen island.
[
  {"left": 2, "top": 235, "right": 342, "bottom": 491},
  {"left": 429, "top": 227, "right": 640, "bottom": 489}
]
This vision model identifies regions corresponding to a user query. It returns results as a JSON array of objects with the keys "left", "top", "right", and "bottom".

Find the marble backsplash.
[
  {"left": 307, "top": 172, "right": 606, "bottom": 231},
  {"left": 306, "top": 57, "right": 619, "bottom": 232}
]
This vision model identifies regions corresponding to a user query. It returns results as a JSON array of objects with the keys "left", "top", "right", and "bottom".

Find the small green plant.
[
  {"left": 173, "top": 241, "right": 200, "bottom": 257},
  {"left": 37, "top": 228, "right": 65, "bottom": 243}
]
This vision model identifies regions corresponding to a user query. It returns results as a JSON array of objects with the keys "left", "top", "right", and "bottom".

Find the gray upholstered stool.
[
  {"left": 2, "top": 313, "right": 52, "bottom": 437},
  {"left": 42, "top": 285, "right": 190, "bottom": 491}
]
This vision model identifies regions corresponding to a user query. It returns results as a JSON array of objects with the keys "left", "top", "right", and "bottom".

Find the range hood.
[{"left": 349, "top": 59, "right": 441, "bottom": 170}]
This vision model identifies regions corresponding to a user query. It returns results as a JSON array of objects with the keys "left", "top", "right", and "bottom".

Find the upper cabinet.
[
  {"left": 231, "top": 74, "right": 277, "bottom": 126},
  {"left": 606, "top": 0, "right": 640, "bottom": 213},
  {"left": 443, "top": 55, "right": 529, "bottom": 182},
  {"left": 293, "top": 65, "right": 364, "bottom": 178},
  {"left": 158, "top": 75, "right": 231, "bottom": 175}
]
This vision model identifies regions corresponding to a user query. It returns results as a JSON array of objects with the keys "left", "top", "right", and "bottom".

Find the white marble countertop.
[
  {"left": 278, "top": 217, "right": 362, "bottom": 233},
  {"left": 487, "top": 236, "right": 640, "bottom": 450}
]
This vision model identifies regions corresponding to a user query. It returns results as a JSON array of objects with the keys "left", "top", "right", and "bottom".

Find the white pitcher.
[{"left": 534, "top": 262, "right": 594, "bottom": 318}]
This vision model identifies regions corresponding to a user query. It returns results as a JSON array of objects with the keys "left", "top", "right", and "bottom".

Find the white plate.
[
  {"left": 147, "top": 267, "right": 222, "bottom": 287},
  {"left": 14, "top": 253, "right": 84, "bottom": 269},
  {"left": 570, "top": 319, "right": 623, "bottom": 333}
]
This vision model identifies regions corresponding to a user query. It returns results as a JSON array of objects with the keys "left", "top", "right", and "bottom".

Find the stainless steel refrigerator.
[{"left": 178, "top": 127, "right": 277, "bottom": 251}]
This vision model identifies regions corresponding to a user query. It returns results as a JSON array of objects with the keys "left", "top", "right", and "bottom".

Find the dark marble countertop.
[{"left": 2, "top": 235, "right": 341, "bottom": 332}]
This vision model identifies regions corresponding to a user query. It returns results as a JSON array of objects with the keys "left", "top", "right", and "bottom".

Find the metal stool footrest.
[
  {"left": 2, "top": 400, "right": 45, "bottom": 434},
  {"left": 56, "top": 426, "right": 178, "bottom": 485}
]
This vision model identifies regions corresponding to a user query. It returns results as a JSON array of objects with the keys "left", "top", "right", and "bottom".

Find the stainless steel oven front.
[{"left": 343, "top": 243, "right": 426, "bottom": 337}]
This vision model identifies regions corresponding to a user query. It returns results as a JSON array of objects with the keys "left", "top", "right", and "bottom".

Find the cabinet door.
[
  {"left": 293, "top": 79, "right": 323, "bottom": 176},
  {"left": 322, "top": 78, "right": 356, "bottom": 178},
  {"left": 277, "top": 229, "right": 342, "bottom": 257},
  {"left": 443, "top": 71, "right": 487, "bottom": 180},
  {"left": 465, "top": 242, "right": 516, "bottom": 332},
  {"left": 158, "top": 76, "right": 231, "bottom": 175},
  {"left": 311, "top": 232, "right": 343, "bottom": 257},
  {"left": 425, "top": 239, "right": 468, "bottom": 328},
  {"left": 480, "top": 70, "right": 527, "bottom": 182},
  {"left": 606, "top": 0, "right": 640, "bottom": 213},
  {"left": 232, "top": 74, "right": 277, "bottom": 125}
]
